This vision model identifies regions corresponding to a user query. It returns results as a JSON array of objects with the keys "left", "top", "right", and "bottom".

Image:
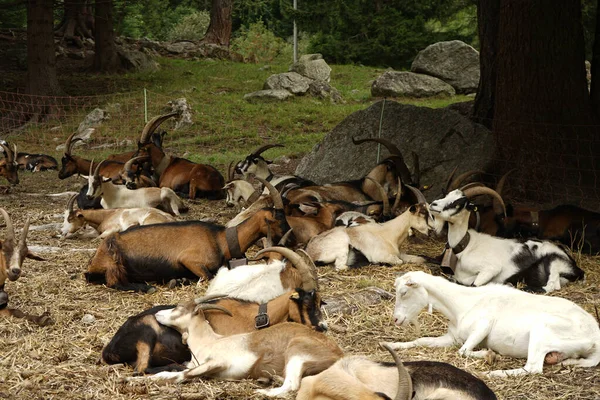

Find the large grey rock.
[
  {"left": 296, "top": 100, "right": 494, "bottom": 201},
  {"left": 244, "top": 89, "right": 293, "bottom": 103},
  {"left": 164, "top": 41, "right": 196, "bottom": 54},
  {"left": 168, "top": 98, "right": 193, "bottom": 130},
  {"left": 308, "top": 81, "right": 345, "bottom": 104},
  {"left": 371, "top": 71, "right": 455, "bottom": 98},
  {"left": 411, "top": 40, "right": 480, "bottom": 94},
  {"left": 290, "top": 54, "right": 332, "bottom": 82},
  {"left": 263, "top": 72, "right": 311, "bottom": 94},
  {"left": 117, "top": 47, "right": 159, "bottom": 72}
]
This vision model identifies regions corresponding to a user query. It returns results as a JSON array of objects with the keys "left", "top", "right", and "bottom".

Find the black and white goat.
[
  {"left": 383, "top": 271, "right": 600, "bottom": 377},
  {"left": 429, "top": 186, "right": 584, "bottom": 293}
]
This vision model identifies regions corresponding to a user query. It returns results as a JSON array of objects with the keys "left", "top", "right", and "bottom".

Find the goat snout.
[
  {"left": 317, "top": 322, "right": 328, "bottom": 332},
  {"left": 8, "top": 267, "right": 21, "bottom": 281},
  {"left": 125, "top": 182, "right": 137, "bottom": 190},
  {"left": 394, "top": 316, "right": 406, "bottom": 326}
]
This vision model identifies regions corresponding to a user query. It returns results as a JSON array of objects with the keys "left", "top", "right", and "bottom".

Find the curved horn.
[
  {"left": 255, "top": 177, "right": 284, "bottom": 210},
  {"left": 0, "top": 143, "right": 13, "bottom": 162},
  {"left": 92, "top": 159, "right": 105, "bottom": 178},
  {"left": 444, "top": 165, "right": 459, "bottom": 194},
  {"left": 197, "top": 304, "right": 233, "bottom": 316},
  {"left": 391, "top": 178, "right": 403, "bottom": 214},
  {"left": 352, "top": 137, "right": 402, "bottom": 156},
  {"left": 123, "top": 156, "right": 149, "bottom": 173},
  {"left": 64, "top": 132, "right": 84, "bottom": 156},
  {"left": 194, "top": 293, "right": 229, "bottom": 304},
  {"left": 405, "top": 184, "right": 427, "bottom": 205},
  {"left": 365, "top": 177, "right": 390, "bottom": 216},
  {"left": 250, "top": 143, "right": 284, "bottom": 157},
  {"left": 278, "top": 228, "right": 294, "bottom": 246},
  {"left": 494, "top": 169, "right": 516, "bottom": 215},
  {"left": 18, "top": 217, "right": 30, "bottom": 252},
  {"left": 0, "top": 208, "right": 15, "bottom": 244},
  {"left": 462, "top": 185, "right": 506, "bottom": 217},
  {"left": 139, "top": 112, "right": 178, "bottom": 144},
  {"left": 227, "top": 161, "right": 236, "bottom": 182},
  {"left": 66, "top": 193, "right": 78, "bottom": 213},
  {"left": 380, "top": 343, "right": 413, "bottom": 400},
  {"left": 450, "top": 170, "right": 484, "bottom": 191},
  {"left": 254, "top": 247, "right": 318, "bottom": 291}
]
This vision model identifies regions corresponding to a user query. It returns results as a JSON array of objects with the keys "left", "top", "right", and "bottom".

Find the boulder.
[
  {"left": 308, "top": 81, "right": 345, "bottom": 104},
  {"left": 289, "top": 54, "right": 331, "bottom": 82},
  {"left": 244, "top": 89, "right": 293, "bottom": 103},
  {"left": 167, "top": 98, "right": 193, "bottom": 130},
  {"left": 371, "top": 71, "right": 455, "bottom": 98},
  {"left": 164, "top": 41, "right": 196, "bottom": 54},
  {"left": 117, "top": 47, "right": 159, "bottom": 72},
  {"left": 295, "top": 100, "right": 494, "bottom": 201},
  {"left": 411, "top": 40, "right": 480, "bottom": 94},
  {"left": 263, "top": 72, "right": 311, "bottom": 94}
]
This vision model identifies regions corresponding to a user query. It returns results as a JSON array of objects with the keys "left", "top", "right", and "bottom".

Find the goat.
[
  {"left": 86, "top": 161, "right": 187, "bottom": 216},
  {"left": 135, "top": 113, "right": 226, "bottom": 200},
  {"left": 85, "top": 195, "right": 290, "bottom": 292},
  {"left": 116, "top": 156, "right": 157, "bottom": 189},
  {"left": 61, "top": 194, "right": 175, "bottom": 239},
  {"left": 0, "top": 208, "right": 51, "bottom": 326},
  {"left": 306, "top": 203, "right": 431, "bottom": 271},
  {"left": 383, "top": 270, "right": 600, "bottom": 377},
  {"left": 297, "top": 343, "right": 497, "bottom": 400},
  {"left": 58, "top": 131, "right": 124, "bottom": 180},
  {"left": 16, "top": 152, "right": 58, "bottom": 172},
  {"left": 0, "top": 143, "right": 19, "bottom": 185},
  {"left": 102, "top": 282, "right": 326, "bottom": 374},
  {"left": 206, "top": 246, "right": 320, "bottom": 304},
  {"left": 127, "top": 298, "right": 343, "bottom": 397},
  {"left": 429, "top": 186, "right": 584, "bottom": 293}
]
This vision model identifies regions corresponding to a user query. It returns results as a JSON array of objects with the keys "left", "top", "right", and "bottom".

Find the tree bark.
[
  {"left": 591, "top": 0, "right": 600, "bottom": 117},
  {"left": 94, "top": 0, "right": 120, "bottom": 72},
  {"left": 203, "top": 0, "right": 233, "bottom": 47},
  {"left": 26, "top": 0, "right": 62, "bottom": 96},
  {"left": 472, "top": 0, "right": 500, "bottom": 127},
  {"left": 492, "top": 0, "right": 596, "bottom": 208},
  {"left": 56, "top": 0, "right": 94, "bottom": 41}
]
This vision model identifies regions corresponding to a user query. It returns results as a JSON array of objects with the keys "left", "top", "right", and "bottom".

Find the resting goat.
[
  {"left": 61, "top": 194, "right": 175, "bottom": 239},
  {"left": 58, "top": 131, "right": 124, "bottom": 180},
  {"left": 297, "top": 343, "right": 497, "bottom": 400},
  {"left": 86, "top": 195, "right": 289, "bottom": 292},
  {"left": 16, "top": 152, "right": 58, "bottom": 172},
  {"left": 86, "top": 161, "right": 187, "bottom": 216},
  {"left": 306, "top": 203, "right": 431, "bottom": 271},
  {"left": 383, "top": 271, "right": 600, "bottom": 377},
  {"left": 102, "top": 282, "right": 326, "bottom": 374},
  {"left": 127, "top": 298, "right": 342, "bottom": 397},
  {"left": 135, "top": 113, "right": 225, "bottom": 199},
  {"left": 429, "top": 186, "right": 584, "bottom": 293},
  {"left": 0, "top": 208, "right": 51, "bottom": 326}
]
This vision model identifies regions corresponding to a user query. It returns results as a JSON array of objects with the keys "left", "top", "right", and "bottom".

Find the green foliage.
[
  {"left": 231, "top": 21, "right": 288, "bottom": 63},
  {"left": 167, "top": 10, "right": 210, "bottom": 41},
  {"left": 0, "top": 1, "right": 26, "bottom": 29}
]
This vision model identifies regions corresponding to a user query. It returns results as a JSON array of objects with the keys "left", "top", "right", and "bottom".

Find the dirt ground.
[{"left": 0, "top": 170, "right": 599, "bottom": 400}]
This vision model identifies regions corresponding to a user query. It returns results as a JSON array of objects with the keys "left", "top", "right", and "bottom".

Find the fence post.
[{"left": 144, "top": 88, "right": 148, "bottom": 123}]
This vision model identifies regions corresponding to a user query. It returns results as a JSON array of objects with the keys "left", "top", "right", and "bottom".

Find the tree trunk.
[
  {"left": 472, "top": 0, "right": 500, "bottom": 127},
  {"left": 94, "top": 0, "right": 120, "bottom": 72},
  {"left": 56, "top": 0, "right": 94, "bottom": 42},
  {"left": 591, "top": 0, "right": 600, "bottom": 117},
  {"left": 203, "top": 0, "right": 233, "bottom": 47},
  {"left": 492, "top": 0, "right": 596, "bottom": 209},
  {"left": 26, "top": 0, "right": 62, "bottom": 97}
]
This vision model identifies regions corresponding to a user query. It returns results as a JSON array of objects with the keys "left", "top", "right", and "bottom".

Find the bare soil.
[{"left": 0, "top": 170, "right": 599, "bottom": 400}]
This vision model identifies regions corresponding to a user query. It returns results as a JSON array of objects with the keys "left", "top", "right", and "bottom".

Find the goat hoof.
[
  {"left": 145, "top": 287, "right": 157, "bottom": 294},
  {"left": 167, "top": 279, "right": 177, "bottom": 289}
]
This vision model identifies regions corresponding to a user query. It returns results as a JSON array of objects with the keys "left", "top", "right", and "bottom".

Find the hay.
[{"left": 1, "top": 172, "right": 599, "bottom": 400}]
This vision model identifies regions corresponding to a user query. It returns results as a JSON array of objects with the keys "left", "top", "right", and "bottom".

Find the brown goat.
[
  {"left": 58, "top": 131, "right": 124, "bottom": 180},
  {"left": 135, "top": 113, "right": 225, "bottom": 200},
  {"left": 0, "top": 208, "right": 52, "bottom": 326}
]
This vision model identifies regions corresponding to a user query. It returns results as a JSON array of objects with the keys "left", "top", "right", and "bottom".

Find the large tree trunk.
[
  {"left": 56, "top": 0, "right": 94, "bottom": 42},
  {"left": 203, "top": 0, "right": 233, "bottom": 47},
  {"left": 472, "top": 0, "right": 500, "bottom": 127},
  {"left": 492, "top": 0, "right": 596, "bottom": 209},
  {"left": 591, "top": 0, "right": 600, "bottom": 117},
  {"left": 94, "top": 0, "right": 120, "bottom": 72},
  {"left": 26, "top": 0, "right": 62, "bottom": 97}
]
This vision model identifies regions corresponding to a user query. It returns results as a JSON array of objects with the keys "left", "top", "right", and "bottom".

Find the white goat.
[
  {"left": 128, "top": 296, "right": 343, "bottom": 397},
  {"left": 87, "top": 161, "right": 187, "bottom": 216},
  {"left": 382, "top": 271, "right": 600, "bottom": 377},
  {"left": 306, "top": 204, "right": 431, "bottom": 270},
  {"left": 60, "top": 194, "right": 175, "bottom": 239},
  {"left": 429, "top": 186, "right": 584, "bottom": 292},
  {"left": 223, "top": 179, "right": 260, "bottom": 209}
]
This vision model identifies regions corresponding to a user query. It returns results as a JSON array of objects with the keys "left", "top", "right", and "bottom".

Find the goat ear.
[
  {"left": 27, "top": 251, "right": 45, "bottom": 261},
  {"left": 102, "top": 177, "right": 111, "bottom": 183},
  {"left": 193, "top": 304, "right": 202, "bottom": 314},
  {"left": 405, "top": 279, "right": 418, "bottom": 288},
  {"left": 289, "top": 291, "right": 300, "bottom": 300}
]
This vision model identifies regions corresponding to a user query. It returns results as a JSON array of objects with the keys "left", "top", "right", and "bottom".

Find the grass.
[{"left": 4, "top": 57, "right": 471, "bottom": 169}]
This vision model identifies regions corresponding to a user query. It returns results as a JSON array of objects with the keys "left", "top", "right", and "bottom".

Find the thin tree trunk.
[
  {"left": 472, "top": 0, "right": 500, "bottom": 127},
  {"left": 56, "top": 0, "right": 94, "bottom": 40},
  {"left": 94, "top": 0, "right": 120, "bottom": 72},
  {"left": 203, "top": 0, "right": 233, "bottom": 47},
  {"left": 26, "top": 0, "right": 62, "bottom": 96}
]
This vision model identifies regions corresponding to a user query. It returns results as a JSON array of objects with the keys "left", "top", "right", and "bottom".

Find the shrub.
[
  {"left": 167, "top": 11, "right": 211, "bottom": 42},
  {"left": 231, "top": 21, "right": 287, "bottom": 63}
]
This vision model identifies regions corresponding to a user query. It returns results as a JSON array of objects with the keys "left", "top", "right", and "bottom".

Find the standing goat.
[
  {"left": 0, "top": 208, "right": 51, "bottom": 326},
  {"left": 383, "top": 271, "right": 600, "bottom": 377},
  {"left": 297, "top": 343, "right": 497, "bottom": 400},
  {"left": 429, "top": 186, "right": 584, "bottom": 292},
  {"left": 61, "top": 194, "right": 175, "bottom": 239},
  {"left": 86, "top": 161, "right": 187, "bottom": 216},
  {"left": 127, "top": 298, "right": 343, "bottom": 397}
]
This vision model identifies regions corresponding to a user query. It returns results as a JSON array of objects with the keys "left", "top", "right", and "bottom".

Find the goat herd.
[{"left": 1, "top": 112, "right": 599, "bottom": 399}]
